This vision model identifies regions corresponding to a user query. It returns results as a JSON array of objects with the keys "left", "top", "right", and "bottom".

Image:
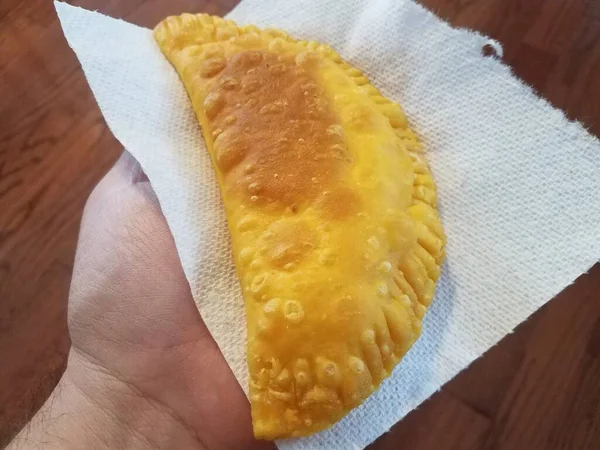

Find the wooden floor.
[{"left": 1, "top": 0, "right": 598, "bottom": 448}]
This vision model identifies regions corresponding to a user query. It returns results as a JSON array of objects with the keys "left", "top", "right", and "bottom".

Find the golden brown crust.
[{"left": 154, "top": 14, "right": 446, "bottom": 440}]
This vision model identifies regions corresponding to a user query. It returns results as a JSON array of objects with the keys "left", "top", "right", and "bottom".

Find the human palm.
[{"left": 68, "top": 152, "right": 273, "bottom": 450}]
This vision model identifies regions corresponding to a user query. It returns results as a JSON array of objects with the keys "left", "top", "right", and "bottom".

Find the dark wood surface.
[{"left": 0, "top": 0, "right": 598, "bottom": 448}]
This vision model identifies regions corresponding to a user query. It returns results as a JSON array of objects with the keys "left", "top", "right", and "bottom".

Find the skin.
[{"left": 8, "top": 151, "right": 276, "bottom": 450}]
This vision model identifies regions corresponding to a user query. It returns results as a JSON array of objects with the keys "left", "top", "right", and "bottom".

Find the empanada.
[{"left": 154, "top": 14, "right": 445, "bottom": 439}]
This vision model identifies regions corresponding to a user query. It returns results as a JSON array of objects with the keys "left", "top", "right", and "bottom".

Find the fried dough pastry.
[{"left": 154, "top": 14, "right": 445, "bottom": 440}]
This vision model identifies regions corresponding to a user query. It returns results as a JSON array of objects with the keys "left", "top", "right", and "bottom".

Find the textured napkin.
[{"left": 55, "top": 0, "right": 600, "bottom": 448}]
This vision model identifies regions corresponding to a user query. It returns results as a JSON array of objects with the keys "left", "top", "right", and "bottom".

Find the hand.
[{"left": 9, "top": 152, "right": 274, "bottom": 450}]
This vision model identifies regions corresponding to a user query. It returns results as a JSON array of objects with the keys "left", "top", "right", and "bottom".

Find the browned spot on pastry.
[{"left": 206, "top": 51, "right": 353, "bottom": 209}]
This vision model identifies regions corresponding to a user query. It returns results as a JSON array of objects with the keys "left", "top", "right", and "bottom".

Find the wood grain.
[{"left": 0, "top": 0, "right": 598, "bottom": 448}]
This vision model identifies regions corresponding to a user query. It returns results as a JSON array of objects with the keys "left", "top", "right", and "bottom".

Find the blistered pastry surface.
[{"left": 154, "top": 14, "right": 445, "bottom": 439}]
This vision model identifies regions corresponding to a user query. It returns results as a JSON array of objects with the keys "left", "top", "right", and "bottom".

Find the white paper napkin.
[{"left": 55, "top": 1, "right": 600, "bottom": 448}]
